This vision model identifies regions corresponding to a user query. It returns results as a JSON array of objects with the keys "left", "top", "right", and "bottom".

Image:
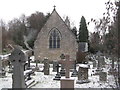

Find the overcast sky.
[{"left": 0, "top": 0, "right": 108, "bottom": 32}]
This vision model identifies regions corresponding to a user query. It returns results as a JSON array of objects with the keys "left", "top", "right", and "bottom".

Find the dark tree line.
[{"left": 0, "top": 12, "right": 50, "bottom": 53}]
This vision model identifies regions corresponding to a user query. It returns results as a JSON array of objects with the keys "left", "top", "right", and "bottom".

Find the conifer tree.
[{"left": 78, "top": 16, "right": 89, "bottom": 42}]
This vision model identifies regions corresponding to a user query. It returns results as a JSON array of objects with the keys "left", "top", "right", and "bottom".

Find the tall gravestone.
[
  {"left": 93, "top": 60, "right": 96, "bottom": 68},
  {"left": 96, "top": 56, "right": 103, "bottom": 73},
  {"left": 53, "top": 60, "right": 59, "bottom": 72},
  {"left": 9, "top": 48, "right": 26, "bottom": 88},
  {"left": 43, "top": 58, "right": 50, "bottom": 75},
  {"left": 26, "top": 50, "right": 33, "bottom": 70},
  {"left": 100, "top": 55, "right": 105, "bottom": 68},
  {"left": 60, "top": 55, "right": 74, "bottom": 90},
  {"left": 59, "top": 54, "right": 66, "bottom": 76}
]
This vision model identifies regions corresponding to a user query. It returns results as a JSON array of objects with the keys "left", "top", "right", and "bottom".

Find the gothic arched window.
[{"left": 49, "top": 28, "right": 61, "bottom": 49}]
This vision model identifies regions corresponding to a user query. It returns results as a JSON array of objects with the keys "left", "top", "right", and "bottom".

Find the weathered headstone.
[
  {"left": 52, "top": 60, "right": 59, "bottom": 72},
  {"left": 26, "top": 50, "right": 33, "bottom": 70},
  {"left": 60, "top": 55, "right": 74, "bottom": 89},
  {"left": 0, "top": 68, "right": 6, "bottom": 78},
  {"left": 76, "top": 64, "right": 90, "bottom": 84},
  {"left": 100, "top": 56, "right": 106, "bottom": 67},
  {"left": 60, "top": 64, "right": 65, "bottom": 76},
  {"left": 59, "top": 54, "right": 66, "bottom": 76},
  {"left": 71, "top": 61, "right": 78, "bottom": 77},
  {"left": 96, "top": 56, "right": 103, "bottom": 71},
  {"left": 0, "top": 57, "right": 3, "bottom": 77},
  {"left": 43, "top": 58, "right": 50, "bottom": 75},
  {"left": 95, "top": 58, "right": 103, "bottom": 75},
  {"left": 9, "top": 48, "right": 26, "bottom": 88},
  {"left": 53, "top": 63, "right": 61, "bottom": 80},
  {"left": 93, "top": 60, "right": 96, "bottom": 68},
  {"left": 27, "top": 56, "right": 31, "bottom": 70},
  {"left": 99, "top": 72, "right": 107, "bottom": 82}
]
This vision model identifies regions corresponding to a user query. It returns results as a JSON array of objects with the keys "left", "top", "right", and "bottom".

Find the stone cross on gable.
[
  {"left": 59, "top": 55, "right": 74, "bottom": 78},
  {"left": 53, "top": 5, "right": 56, "bottom": 10}
]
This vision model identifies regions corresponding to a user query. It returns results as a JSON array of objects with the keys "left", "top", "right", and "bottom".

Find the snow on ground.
[{"left": 0, "top": 61, "right": 117, "bottom": 89}]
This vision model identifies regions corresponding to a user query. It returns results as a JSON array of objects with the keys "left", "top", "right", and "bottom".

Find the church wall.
[{"left": 34, "top": 10, "right": 78, "bottom": 61}]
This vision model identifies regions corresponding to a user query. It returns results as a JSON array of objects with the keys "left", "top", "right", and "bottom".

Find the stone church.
[{"left": 34, "top": 7, "right": 78, "bottom": 61}]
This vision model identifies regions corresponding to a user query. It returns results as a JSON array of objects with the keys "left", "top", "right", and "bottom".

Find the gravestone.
[
  {"left": 53, "top": 63, "right": 61, "bottom": 80},
  {"left": 76, "top": 64, "right": 90, "bottom": 84},
  {"left": 99, "top": 72, "right": 107, "bottom": 82},
  {"left": 27, "top": 56, "right": 31, "bottom": 70},
  {"left": 60, "top": 55, "right": 74, "bottom": 89},
  {"left": 60, "top": 64, "right": 65, "bottom": 76},
  {"left": 26, "top": 50, "right": 33, "bottom": 70},
  {"left": 95, "top": 59, "right": 103, "bottom": 75},
  {"left": 59, "top": 54, "right": 66, "bottom": 76},
  {"left": 71, "top": 60, "right": 78, "bottom": 77},
  {"left": 0, "top": 68, "right": 6, "bottom": 78},
  {"left": 43, "top": 58, "right": 50, "bottom": 75},
  {"left": 93, "top": 60, "right": 96, "bottom": 68},
  {"left": 96, "top": 56, "right": 103, "bottom": 72},
  {"left": 100, "top": 56, "right": 106, "bottom": 67},
  {"left": 0, "top": 57, "right": 3, "bottom": 77},
  {"left": 52, "top": 60, "right": 59, "bottom": 72},
  {"left": 9, "top": 47, "right": 26, "bottom": 88}
]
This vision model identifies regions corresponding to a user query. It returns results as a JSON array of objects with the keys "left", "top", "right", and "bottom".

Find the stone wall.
[{"left": 34, "top": 10, "right": 78, "bottom": 61}]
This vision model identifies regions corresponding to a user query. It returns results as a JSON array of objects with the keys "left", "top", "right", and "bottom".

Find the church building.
[{"left": 34, "top": 7, "right": 78, "bottom": 61}]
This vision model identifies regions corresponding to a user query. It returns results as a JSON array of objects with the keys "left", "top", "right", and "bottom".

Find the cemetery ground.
[{"left": 0, "top": 55, "right": 118, "bottom": 89}]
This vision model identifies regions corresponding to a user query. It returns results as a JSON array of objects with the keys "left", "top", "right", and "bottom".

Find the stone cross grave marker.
[
  {"left": 43, "top": 58, "right": 50, "bottom": 75},
  {"left": 60, "top": 55, "right": 75, "bottom": 89},
  {"left": 53, "top": 63, "right": 61, "bottom": 80},
  {"left": 59, "top": 54, "right": 65, "bottom": 76},
  {"left": 9, "top": 47, "right": 26, "bottom": 88},
  {"left": 60, "top": 55, "right": 74, "bottom": 78}
]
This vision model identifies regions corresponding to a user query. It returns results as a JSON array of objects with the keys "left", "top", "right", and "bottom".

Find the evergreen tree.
[{"left": 78, "top": 16, "right": 89, "bottom": 42}]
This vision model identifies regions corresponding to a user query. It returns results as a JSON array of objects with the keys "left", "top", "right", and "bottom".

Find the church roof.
[{"left": 40, "top": 7, "right": 77, "bottom": 39}]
